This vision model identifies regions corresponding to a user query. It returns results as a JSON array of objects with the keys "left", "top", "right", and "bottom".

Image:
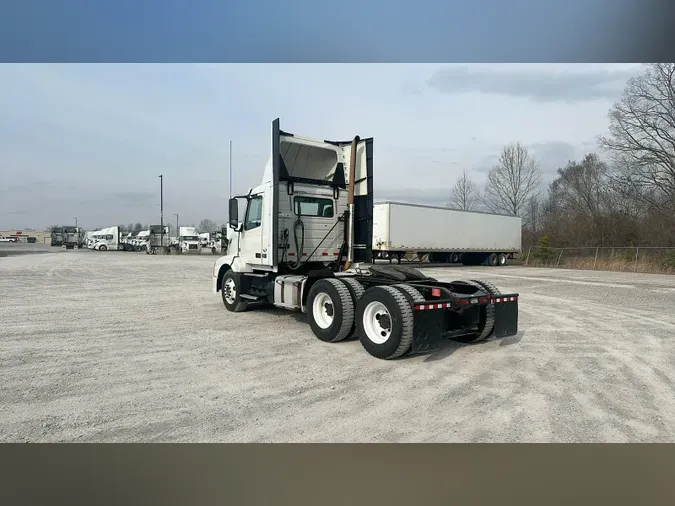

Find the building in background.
[{"left": 0, "top": 229, "right": 52, "bottom": 244}]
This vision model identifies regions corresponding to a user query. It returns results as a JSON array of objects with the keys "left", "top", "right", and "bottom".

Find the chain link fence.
[{"left": 524, "top": 246, "right": 675, "bottom": 274}]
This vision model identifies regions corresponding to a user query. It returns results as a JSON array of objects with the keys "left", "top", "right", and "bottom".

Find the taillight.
[{"left": 431, "top": 288, "right": 441, "bottom": 297}]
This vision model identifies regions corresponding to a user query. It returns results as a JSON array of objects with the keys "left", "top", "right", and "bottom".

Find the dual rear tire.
[{"left": 306, "top": 279, "right": 422, "bottom": 360}]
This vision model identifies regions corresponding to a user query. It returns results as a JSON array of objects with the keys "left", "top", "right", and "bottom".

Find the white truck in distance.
[
  {"left": 213, "top": 119, "right": 520, "bottom": 360},
  {"left": 372, "top": 202, "right": 522, "bottom": 266},
  {"left": 89, "top": 226, "right": 121, "bottom": 251},
  {"left": 179, "top": 227, "right": 201, "bottom": 253}
]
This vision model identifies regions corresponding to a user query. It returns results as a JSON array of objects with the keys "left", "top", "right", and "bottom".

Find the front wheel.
[
  {"left": 99, "top": 244, "right": 107, "bottom": 251},
  {"left": 356, "top": 285, "right": 415, "bottom": 360},
  {"left": 221, "top": 270, "right": 248, "bottom": 312}
]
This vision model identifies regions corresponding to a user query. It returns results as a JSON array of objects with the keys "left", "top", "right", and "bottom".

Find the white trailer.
[
  {"left": 212, "top": 119, "right": 520, "bottom": 360},
  {"left": 372, "top": 202, "right": 522, "bottom": 266}
]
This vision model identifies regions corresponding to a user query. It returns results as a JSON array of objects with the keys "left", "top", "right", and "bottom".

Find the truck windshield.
[
  {"left": 294, "top": 196, "right": 334, "bottom": 217},
  {"left": 182, "top": 236, "right": 199, "bottom": 241}
]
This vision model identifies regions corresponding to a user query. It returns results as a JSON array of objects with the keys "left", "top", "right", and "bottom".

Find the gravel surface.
[{"left": 1, "top": 251, "right": 675, "bottom": 442}]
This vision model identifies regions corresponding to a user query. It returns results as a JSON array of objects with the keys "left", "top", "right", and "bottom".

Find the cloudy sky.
[{"left": 0, "top": 63, "right": 643, "bottom": 230}]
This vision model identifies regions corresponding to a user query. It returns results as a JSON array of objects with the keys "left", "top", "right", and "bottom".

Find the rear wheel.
[
  {"left": 357, "top": 285, "right": 415, "bottom": 359},
  {"left": 339, "top": 278, "right": 365, "bottom": 339},
  {"left": 450, "top": 279, "right": 499, "bottom": 343},
  {"left": 306, "top": 279, "right": 355, "bottom": 343},
  {"left": 497, "top": 253, "right": 507, "bottom": 266},
  {"left": 487, "top": 253, "right": 498, "bottom": 266}
]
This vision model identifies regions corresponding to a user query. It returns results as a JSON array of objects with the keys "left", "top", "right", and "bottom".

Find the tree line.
[{"left": 446, "top": 63, "right": 675, "bottom": 250}]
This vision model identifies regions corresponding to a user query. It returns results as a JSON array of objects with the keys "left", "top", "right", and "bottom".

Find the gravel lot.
[{"left": 1, "top": 250, "right": 675, "bottom": 442}]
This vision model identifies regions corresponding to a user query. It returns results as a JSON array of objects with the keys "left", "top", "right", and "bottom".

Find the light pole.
[
  {"left": 174, "top": 213, "right": 178, "bottom": 240},
  {"left": 159, "top": 175, "right": 164, "bottom": 248},
  {"left": 74, "top": 217, "right": 78, "bottom": 228}
]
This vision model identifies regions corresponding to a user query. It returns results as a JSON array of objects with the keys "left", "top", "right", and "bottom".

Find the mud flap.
[
  {"left": 411, "top": 310, "right": 444, "bottom": 354},
  {"left": 493, "top": 300, "right": 518, "bottom": 338}
]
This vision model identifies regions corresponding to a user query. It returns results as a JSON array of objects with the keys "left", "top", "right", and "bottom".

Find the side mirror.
[{"left": 228, "top": 198, "right": 239, "bottom": 228}]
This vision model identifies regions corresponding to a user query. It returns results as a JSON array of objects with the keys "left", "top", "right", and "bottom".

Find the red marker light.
[{"left": 431, "top": 288, "right": 441, "bottom": 297}]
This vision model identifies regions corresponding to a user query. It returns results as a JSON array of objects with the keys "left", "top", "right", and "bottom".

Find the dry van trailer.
[{"left": 372, "top": 201, "right": 522, "bottom": 266}]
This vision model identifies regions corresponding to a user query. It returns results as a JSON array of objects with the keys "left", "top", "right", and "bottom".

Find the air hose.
[{"left": 287, "top": 210, "right": 305, "bottom": 271}]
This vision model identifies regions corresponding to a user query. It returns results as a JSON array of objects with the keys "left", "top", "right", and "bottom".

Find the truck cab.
[{"left": 179, "top": 227, "right": 201, "bottom": 253}]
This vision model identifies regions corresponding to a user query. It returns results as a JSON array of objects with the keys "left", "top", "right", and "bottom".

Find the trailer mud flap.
[
  {"left": 493, "top": 300, "right": 518, "bottom": 338},
  {"left": 411, "top": 310, "right": 444, "bottom": 354}
]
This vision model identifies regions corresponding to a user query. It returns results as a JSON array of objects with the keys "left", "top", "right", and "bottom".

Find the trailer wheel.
[
  {"left": 497, "top": 253, "right": 507, "bottom": 266},
  {"left": 451, "top": 253, "right": 460, "bottom": 263},
  {"left": 357, "top": 285, "right": 414, "bottom": 360},
  {"left": 487, "top": 253, "right": 498, "bottom": 266},
  {"left": 307, "top": 279, "right": 355, "bottom": 343},
  {"left": 221, "top": 270, "right": 248, "bottom": 312}
]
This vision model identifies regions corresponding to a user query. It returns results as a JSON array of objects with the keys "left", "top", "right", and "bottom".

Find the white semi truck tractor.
[{"left": 213, "top": 119, "right": 520, "bottom": 360}]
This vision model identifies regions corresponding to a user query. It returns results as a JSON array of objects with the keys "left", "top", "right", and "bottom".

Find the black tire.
[
  {"left": 451, "top": 253, "right": 460, "bottom": 263},
  {"left": 211, "top": 247, "right": 217, "bottom": 254},
  {"left": 99, "top": 244, "right": 107, "bottom": 252},
  {"left": 339, "top": 278, "right": 365, "bottom": 339},
  {"left": 306, "top": 279, "right": 355, "bottom": 343},
  {"left": 487, "top": 253, "right": 498, "bottom": 267},
  {"left": 356, "top": 285, "right": 415, "bottom": 360},
  {"left": 497, "top": 253, "right": 507, "bottom": 266},
  {"left": 221, "top": 269, "right": 249, "bottom": 312},
  {"left": 393, "top": 283, "right": 425, "bottom": 303},
  {"left": 470, "top": 279, "right": 501, "bottom": 298},
  {"left": 450, "top": 279, "right": 500, "bottom": 343},
  {"left": 134, "top": 245, "right": 141, "bottom": 252}
]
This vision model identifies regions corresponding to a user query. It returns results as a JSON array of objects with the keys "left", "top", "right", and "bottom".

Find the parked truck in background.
[
  {"left": 62, "top": 226, "right": 85, "bottom": 249},
  {"left": 212, "top": 119, "right": 519, "bottom": 360},
  {"left": 179, "top": 226, "right": 201, "bottom": 253},
  {"left": 50, "top": 227, "right": 65, "bottom": 247},
  {"left": 372, "top": 202, "right": 522, "bottom": 266},
  {"left": 89, "top": 226, "right": 122, "bottom": 251},
  {"left": 134, "top": 230, "right": 149, "bottom": 251},
  {"left": 146, "top": 225, "right": 170, "bottom": 254}
]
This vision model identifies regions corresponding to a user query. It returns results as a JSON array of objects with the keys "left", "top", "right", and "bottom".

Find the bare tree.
[
  {"left": 548, "top": 153, "right": 612, "bottom": 246},
  {"left": 197, "top": 219, "right": 218, "bottom": 233},
  {"left": 447, "top": 170, "right": 480, "bottom": 211},
  {"left": 483, "top": 142, "right": 542, "bottom": 216},
  {"left": 599, "top": 63, "right": 675, "bottom": 210}
]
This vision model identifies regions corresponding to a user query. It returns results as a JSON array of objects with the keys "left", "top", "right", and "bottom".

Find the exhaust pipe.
[{"left": 343, "top": 135, "right": 360, "bottom": 271}]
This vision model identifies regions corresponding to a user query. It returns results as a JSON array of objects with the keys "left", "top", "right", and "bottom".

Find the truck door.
[{"left": 240, "top": 193, "right": 264, "bottom": 265}]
